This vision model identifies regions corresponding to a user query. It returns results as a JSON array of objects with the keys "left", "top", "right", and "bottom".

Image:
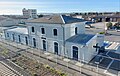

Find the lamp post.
[
  {"left": 96, "top": 63, "right": 99, "bottom": 76},
  {"left": 55, "top": 52, "right": 58, "bottom": 70},
  {"left": 79, "top": 59, "right": 81, "bottom": 75},
  {"left": 118, "top": 71, "right": 120, "bottom": 76},
  {"left": 104, "top": 17, "right": 107, "bottom": 34},
  {"left": 95, "top": 57, "right": 99, "bottom": 76},
  {"left": 79, "top": 45, "right": 85, "bottom": 75}
]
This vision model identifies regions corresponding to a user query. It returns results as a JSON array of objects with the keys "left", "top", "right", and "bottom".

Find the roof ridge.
[{"left": 60, "top": 15, "right": 65, "bottom": 24}]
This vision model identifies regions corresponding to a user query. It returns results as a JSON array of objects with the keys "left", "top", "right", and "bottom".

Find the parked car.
[
  {"left": 95, "top": 53, "right": 103, "bottom": 64},
  {"left": 116, "top": 29, "right": 120, "bottom": 32},
  {"left": 85, "top": 25, "right": 90, "bottom": 28}
]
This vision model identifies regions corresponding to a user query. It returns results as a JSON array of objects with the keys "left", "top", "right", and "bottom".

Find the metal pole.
[
  {"left": 96, "top": 64, "right": 99, "bottom": 76},
  {"left": 66, "top": 48, "right": 68, "bottom": 68},
  {"left": 79, "top": 58, "right": 81, "bottom": 75},
  {"left": 56, "top": 53, "right": 57, "bottom": 65},
  {"left": 118, "top": 71, "right": 120, "bottom": 76},
  {"left": 55, "top": 52, "right": 58, "bottom": 70},
  {"left": 66, "top": 51, "right": 69, "bottom": 73}
]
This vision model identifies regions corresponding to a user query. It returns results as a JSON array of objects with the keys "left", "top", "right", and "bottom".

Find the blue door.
[
  {"left": 54, "top": 42, "right": 58, "bottom": 55},
  {"left": 43, "top": 40, "right": 46, "bottom": 51},
  {"left": 73, "top": 46, "right": 78, "bottom": 60}
]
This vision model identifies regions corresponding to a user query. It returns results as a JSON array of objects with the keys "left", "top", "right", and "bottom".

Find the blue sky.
[{"left": 0, "top": 0, "right": 119, "bottom": 15}]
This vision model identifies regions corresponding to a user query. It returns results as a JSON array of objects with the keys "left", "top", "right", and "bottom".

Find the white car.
[{"left": 117, "top": 30, "right": 120, "bottom": 32}]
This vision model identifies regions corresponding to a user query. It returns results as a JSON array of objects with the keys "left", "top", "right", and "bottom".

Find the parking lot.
[
  {"left": 89, "top": 47, "right": 120, "bottom": 75},
  {"left": 86, "top": 22, "right": 120, "bottom": 75},
  {"left": 85, "top": 22, "right": 120, "bottom": 43}
]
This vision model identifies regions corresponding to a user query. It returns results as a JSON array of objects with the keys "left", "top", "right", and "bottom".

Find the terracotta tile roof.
[{"left": 27, "top": 15, "right": 84, "bottom": 24}]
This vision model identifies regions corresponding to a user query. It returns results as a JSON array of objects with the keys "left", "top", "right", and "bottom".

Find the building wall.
[
  {"left": 26, "top": 22, "right": 85, "bottom": 56},
  {"left": 65, "top": 22, "right": 85, "bottom": 40},
  {"left": 22, "top": 8, "right": 37, "bottom": 19},
  {"left": 65, "top": 35, "right": 97, "bottom": 63},
  {"left": 26, "top": 23, "right": 65, "bottom": 55},
  {"left": 27, "top": 23, "right": 64, "bottom": 40},
  {"left": 85, "top": 35, "right": 98, "bottom": 62},
  {"left": 4, "top": 31, "right": 29, "bottom": 45}
]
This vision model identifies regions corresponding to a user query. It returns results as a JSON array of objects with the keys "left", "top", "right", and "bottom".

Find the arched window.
[
  {"left": 25, "top": 37, "right": 28, "bottom": 45},
  {"left": 12, "top": 34, "right": 15, "bottom": 41},
  {"left": 18, "top": 35, "right": 21, "bottom": 42},
  {"left": 53, "top": 29, "right": 57, "bottom": 36},
  {"left": 7, "top": 33, "right": 9, "bottom": 37},
  {"left": 72, "top": 46, "right": 78, "bottom": 60},
  {"left": 54, "top": 42, "right": 58, "bottom": 55},
  {"left": 41, "top": 28, "right": 45, "bottom": 34},
  {"left": 43, "top": 40, "right": 46, "bottom": 51},
  {"left": 33, "top": 38, "right": 36, "bottom": 47},
  {"left": 31, "top": 27, "right": 35, "bottom": 32},
  {"left": 75, "top": 27, "right": 78, "bottom": 35}
]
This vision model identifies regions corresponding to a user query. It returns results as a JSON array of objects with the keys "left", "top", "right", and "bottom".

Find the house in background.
[
  {"left": 90, "top": 14, "right": 120, "bottom": 22},
  {"left": 22, "top": 8, "right": 38, "bottom": 19},
  {"left": 5, "top": 15, "right": 29, "bottom": 25},
  {"left": 0, "top": 16, "right": 17, "bottom": 27},
  {"left": 4, "top": 15, "right": 103, "bottom": 63}
]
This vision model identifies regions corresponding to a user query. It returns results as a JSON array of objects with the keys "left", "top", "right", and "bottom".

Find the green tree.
[
  {"left": 38, "top": 14, "right": 43, "bottom": 18},
  {"left": 114, "top": 23, "right": 120, "bottom": 29},
  {"left": 106, "top": 22, "right": 112, "bottom": 30}
]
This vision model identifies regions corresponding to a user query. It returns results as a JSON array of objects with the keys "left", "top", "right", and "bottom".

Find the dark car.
[{"left": 95, "top": 54, "right": 103, "bottom": 64}]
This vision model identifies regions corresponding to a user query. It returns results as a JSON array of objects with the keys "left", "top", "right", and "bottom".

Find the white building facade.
[
  {"left": 4, "top": 15, "right": 101, "bottom": 63},
  {"left": 4, "top": 27, "right": 29, "bottom": 45},
  {"left": 22, "top": 8, "right": 37, "bottom": 19}
]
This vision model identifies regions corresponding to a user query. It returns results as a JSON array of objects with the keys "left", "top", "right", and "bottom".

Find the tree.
[
  {"left": 38, "top": 14, "right": 43, "bottom": 18},
  {"left": 75, "top": 13, "right": 79, "bottom": 15},
  {"left": 114, "top": 22, "right": 120, "bottom": 29},
  {"left": 106, "top": 22, "right": 112, "bottom": 30}
]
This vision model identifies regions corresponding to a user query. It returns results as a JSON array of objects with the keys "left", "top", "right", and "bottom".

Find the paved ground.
[
  {"left": 90, "top": 47, "right": 120, "bottom": 76},
  {"left": 86, "top": 22, "right": 120, "bottom": 76},
  {"left": 85, "top": 22, "right": 120, "bottom": 43}
]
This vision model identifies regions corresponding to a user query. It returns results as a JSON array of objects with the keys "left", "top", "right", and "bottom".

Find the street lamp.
[
  {"left": 79, "top": 59, "right": 82, "bottom": 75},
  {"left": 55, "top": 52, "right": 58, "bottom": 70},
  {"left": 95, "top": 58, "right": 99, "bottom": 76},
  {"left": 118, "top": 71, "right": 120, "bottom": 76},
  {"left": 79, "top": 45, "right": 85, "bottom": 75},
  {"left": 104, "top": 17, "right": 107, "bottom": 34}
]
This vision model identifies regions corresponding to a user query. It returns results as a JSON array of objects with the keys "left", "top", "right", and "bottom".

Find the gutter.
[
  {"left": 60, "top": 15, "right": 66, "bottom": 56},
  {"left": 60, "top": 24, "right": 65, "bottom": 56}
]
